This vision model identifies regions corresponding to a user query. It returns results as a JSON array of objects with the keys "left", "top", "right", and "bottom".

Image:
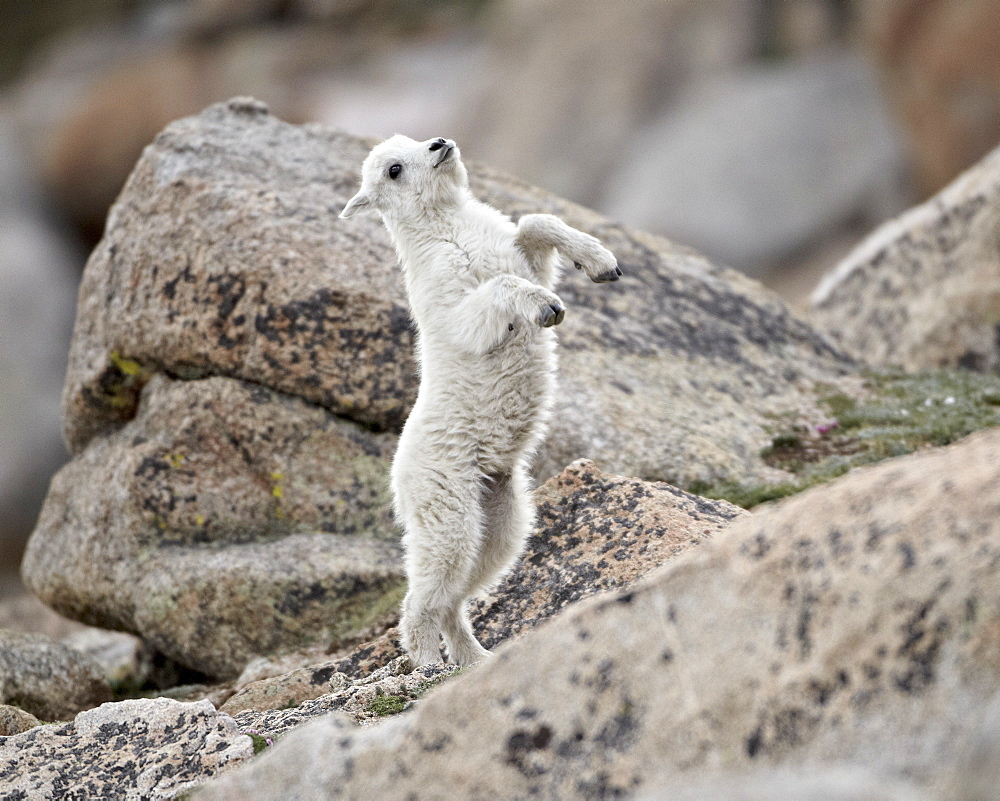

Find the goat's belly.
[
  {"left": 470, "top": 375, "right": 554, "bottom": 470},
  {"left": 417, "top": 342, "right": 556, "bottom": 471}
]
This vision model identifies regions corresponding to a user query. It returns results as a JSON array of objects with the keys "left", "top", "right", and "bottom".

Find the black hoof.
[
  {"left": 540, "top": 303, "right": 565, "bottom": 327},
  {"left": 592, "top": 267, "right": 622, "bottom": 283}
]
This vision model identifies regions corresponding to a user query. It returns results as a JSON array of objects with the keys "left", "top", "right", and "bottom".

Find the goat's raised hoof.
[
  {"left": 539, "top": 303, "right": 565, "bottom": 327},
  {"left": 591, "top": 267, "right": 623, "bottom": 283}
]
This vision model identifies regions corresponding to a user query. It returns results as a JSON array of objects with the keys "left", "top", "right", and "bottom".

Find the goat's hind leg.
[
  {"left": 465, "top": 468, "right": 534, "bottom": 596},
  {"left": 397, "top": 473, "right": 487, "bottom": 666},
  {"left": 516, "top": 213, "right": 622, "bottom": 284},
  {"left": 440, "top": 468, "right": 535, "bottom": 664}
]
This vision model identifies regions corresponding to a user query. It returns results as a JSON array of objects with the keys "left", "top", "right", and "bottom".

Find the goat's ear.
[{"left": 339, "top": 191, "right": 372, "bottom": 219}]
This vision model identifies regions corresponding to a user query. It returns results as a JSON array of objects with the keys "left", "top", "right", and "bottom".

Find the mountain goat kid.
[{"left": 340, "top": 135, "right": 621, "bottom": 665}]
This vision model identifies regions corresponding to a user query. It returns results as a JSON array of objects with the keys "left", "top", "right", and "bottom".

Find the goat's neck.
[{"left": 382, "top": 197, "right": 472, "bottom": 278}]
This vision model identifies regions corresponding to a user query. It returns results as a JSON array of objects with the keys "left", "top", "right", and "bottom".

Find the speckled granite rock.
[
  {"left": 0, "top": 698, "right": 252, "bottom": 800},
  {"left": 232, "top": 657, "right": 458, "bottom": 736},
  {"left": 61, "top": 98, "right": 413, "bottom": 450},
  {"left": 22, "top": 374, "right": 404, "bottom": 679},
  {"left": 811, "top": 143, "right": 1000, "bottom": 372},
  {"left": 213, "top": 460, "right": 744, "bottom": 718},
  {"left": 470, "top": 458, "right": 747, "bottom": 648},
  {"left": 62, "top": 97, "right": 853, "bottom": 487},
  {"left": 0, "top": 630, "right": 111, "bottom": 720},
  {"left": 0, "top": 704, "right": 41, "bottom": 735},
  {"left": 196, "top": 428, "right": 1000, "bottom": 800},
  {"left": 221, "top": 661, "right": 351, "bottom": 715}
]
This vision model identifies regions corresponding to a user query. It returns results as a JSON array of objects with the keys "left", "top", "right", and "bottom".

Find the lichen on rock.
[
  {"left": 23, "top": 375, "right": 404, "bottom": 679},
  {"left": 0, "top": 698, "right": 252, "bottom": 800}
]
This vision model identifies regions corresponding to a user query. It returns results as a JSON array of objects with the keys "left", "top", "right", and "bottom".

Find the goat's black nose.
[{"left": 428, "top": 138, "right": 447, "bottom": 152}]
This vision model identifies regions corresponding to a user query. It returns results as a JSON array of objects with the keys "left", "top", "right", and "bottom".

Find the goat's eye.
[{"left": 388, "top": 163, "right": 402, "bottom": 180}]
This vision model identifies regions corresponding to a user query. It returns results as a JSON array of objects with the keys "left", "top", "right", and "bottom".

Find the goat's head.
[{"left": 340, "top": 135, "right": 469, "bottom": 221}]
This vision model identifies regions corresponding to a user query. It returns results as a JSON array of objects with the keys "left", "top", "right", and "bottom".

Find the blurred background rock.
[{"left": 1, "top": 0, "right": 999, "bottom": 601}]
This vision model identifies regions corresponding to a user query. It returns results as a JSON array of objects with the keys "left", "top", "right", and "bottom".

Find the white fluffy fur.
[{"left": 341, "top": 135, "right": 620, "bottom": 665}]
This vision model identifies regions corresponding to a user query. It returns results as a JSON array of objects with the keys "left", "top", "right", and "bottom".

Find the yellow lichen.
[{"left": 110, "top": 351, "right": 146, "bottom": 377}]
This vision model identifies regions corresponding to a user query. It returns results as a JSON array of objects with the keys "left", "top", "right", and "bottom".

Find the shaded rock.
[
  {"left": 811, "top": 144, "right": 1000, "bottom": 373},
  {"left": 603, "top": 52, "right": 908, "bottom": 276},
  {"left": 0, "top": 630, "right": 111, "bottom": 721},
  {"left": 0, "top": 698, "right": 252, "bottom": 800},
  {"left": 62, "top": 97, "right": 855, "bottom": 488},
  {"left": 860, "top": 0, "right": 1000, "bottom": 196},
  {"left": 61, "top": 628, "right": 150, "bottom": 688},
  {"left": 158, "top": 683, "right": 236, "bottom": 710},
  {"left": 231, "top": 608, "right": 399, "bottom": 688},
  {"left": 196, "top": 427, "right": 1000, "bottom": 799},
  {"left": 23, "top": 374, "right": 404, "bottom": 679},
  {"left": 0, "top": 704, "right": 41, "bottom": 736},
  {"left": 311, "top": 626, "right": 407, "bottom": 683}
]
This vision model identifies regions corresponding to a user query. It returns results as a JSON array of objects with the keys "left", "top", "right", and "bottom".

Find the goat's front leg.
[
  {"left": 516, "top": 214, "right": 622, "bottom": 284},
  {"left": 446, "top": 275, "right": 565, "bottom": 355}
]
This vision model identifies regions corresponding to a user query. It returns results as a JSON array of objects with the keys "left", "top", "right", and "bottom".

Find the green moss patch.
[
  {"left": 247, "top": 732, "right": 271, "bottom": 754},
  {"left": 366, "top": 693, "right": 408, "bottom": 717},
  {"left": 692, "top": 369, "right": 1000, "bottom": 509}
]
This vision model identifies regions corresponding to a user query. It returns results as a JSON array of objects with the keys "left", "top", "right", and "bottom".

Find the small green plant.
[
  {"left": 366, "top": 693, "right": 407, "bottom": 717},
  {"left": 768, "top": 433, "right": 802, "bottom": 450},
  {"left": 243, "top": 730, "right": 273, "bottom": 754}
]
